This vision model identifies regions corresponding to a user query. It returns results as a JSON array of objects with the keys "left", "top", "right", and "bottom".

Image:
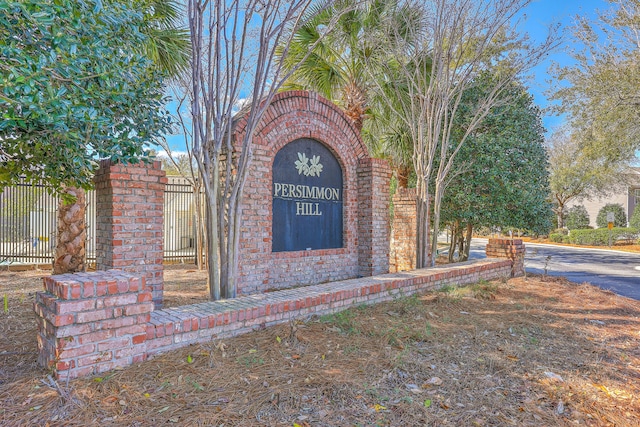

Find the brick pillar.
[
  {"left": 390, "top": 188, "right": 417, "bottom": 272},
  {"left": 94, "top": 160, "right": 166, "bottom": 307},
  {"left": 34, "top": 271, "right": 152, "bottom": 380},
  {"left": 485, "top": 238, "right": 525, "bottom": 277},
  {"left": 357, "top": 158, "right": 391, "bottom": 276}
]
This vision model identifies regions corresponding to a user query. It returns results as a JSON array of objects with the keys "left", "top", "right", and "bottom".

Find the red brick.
[
  {"left": 58, "top": 343, "right": 95, "bottom": 359},
  {"left": 76, "top": 309, "right": 113, "bottom": 323},
  {"left": 132, "top": 334, "right": 146, "bottom": 345},
  {"left": 102, "top": 293, "right": 138, "bottom": 307},
  {"left": 56, "top": 299, "right": 96, "bottom": 314},
  {"left": 97, "top": 337, "right": 130, "bottom": 352},
  {"left": 77, "top": 330, "right": 114, "bottom": 344},
  {"left": 124, "top": 303, "right": 153, "bottom": 316}
]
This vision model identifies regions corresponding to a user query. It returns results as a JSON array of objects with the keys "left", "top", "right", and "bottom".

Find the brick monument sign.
[
  {"left": 33, "top": 91, "right": 524, "bottom": 380},
  {"left": 232, "top": 91, "right": 391, "bottom": 294}
]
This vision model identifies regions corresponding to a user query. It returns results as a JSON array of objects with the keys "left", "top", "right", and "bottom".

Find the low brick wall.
[
  {"left": 485, "top": 238, "right": 525, "bottom": 277},
  {"left": 35, "top": 257, "right": 516, "bottom": 380}
]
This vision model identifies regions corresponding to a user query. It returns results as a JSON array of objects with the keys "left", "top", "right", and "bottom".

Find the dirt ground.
[{"left": 1, "top": 266, "right": 639, "bottom": 426}]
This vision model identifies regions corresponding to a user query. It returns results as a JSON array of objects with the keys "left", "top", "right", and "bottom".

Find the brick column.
[
  {"left": 357, "top": 158, "right": 391, "bottom": 276},
  {"left": 390, "top": 188, "right": 417, "bottom": 272},
  {"left": 34, "top": 271, "right": 152, "bottom": 380},
  {"left": 94, "top": 160, "right": 166, "bottom": 307},
  {"left": 485, "top": 238, "right": 525, "bottom": 277}
]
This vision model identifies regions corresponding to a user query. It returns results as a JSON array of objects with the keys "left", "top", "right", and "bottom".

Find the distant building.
[{"left": 568, "top": 167, "right": 640, "bottom": 228}]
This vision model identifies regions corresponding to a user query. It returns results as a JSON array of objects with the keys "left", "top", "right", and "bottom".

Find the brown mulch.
[{"left": 1, "top": 266, "right": 639, "bottom": 426}]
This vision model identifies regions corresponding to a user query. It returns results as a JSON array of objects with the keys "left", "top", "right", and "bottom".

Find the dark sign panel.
[{"left": 272, "top": 138, "right": 343, "bottom": 252}]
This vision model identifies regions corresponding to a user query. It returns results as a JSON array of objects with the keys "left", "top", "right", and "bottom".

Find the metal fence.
[{"left": 0, "top": 176, "right": 201, "bottom": 266}]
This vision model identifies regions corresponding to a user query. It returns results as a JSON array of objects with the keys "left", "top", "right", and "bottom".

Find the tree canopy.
[
  {"left": 440, "top": 77, "right": 552, "bottom": 259},
  {"left": 373, "top": 0, "right": 556, "bottom": 266},
  {"left": 546, "top": 125, "right": 626, "bottom": 228},
  {"left": 0, "top": 0, "right": 171, "bottom": 194},
  {"left": 552, "top": 0, "right": 640, "bottom": 164}
]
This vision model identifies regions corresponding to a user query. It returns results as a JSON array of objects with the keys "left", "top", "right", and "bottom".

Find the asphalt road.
[{"left": 467, "top": 238, "right": 640, "bottom": 300}]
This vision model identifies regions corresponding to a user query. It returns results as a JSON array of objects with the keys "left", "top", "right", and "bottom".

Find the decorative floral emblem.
[{"left": 294, "top": 152, "right": 323, "bottom": 177}]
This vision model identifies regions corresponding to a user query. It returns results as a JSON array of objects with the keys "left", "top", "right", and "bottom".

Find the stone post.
[
  {"left": 94, "top": 160, "right": 167, "bottom": 307},
  {"left": 357, "top": 158, "right": 391, "bottom": 276},
  {"left": 485, "top": 238, "right": 526, "bottom": 277}
]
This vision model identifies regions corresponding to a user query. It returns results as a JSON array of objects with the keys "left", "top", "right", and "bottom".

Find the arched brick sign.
[{"left": 232, "top": 91, "right": 391, "bottom": 295}]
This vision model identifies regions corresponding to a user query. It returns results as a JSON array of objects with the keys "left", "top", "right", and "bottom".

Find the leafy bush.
[
  {"left": 567, "top": 228, "right": 639, "bottom": 246},
  {"left": 630, "top": 207, "right": 640, "bottom": 229},
  {"left": 596, "top": 204, "right": 627, "bottom": 228},
  {"left": 549, "top": 233, "right": 564, "bottom": 243},
  {"left": 565, "top": 205, "right": 590, "bottom": 230}
]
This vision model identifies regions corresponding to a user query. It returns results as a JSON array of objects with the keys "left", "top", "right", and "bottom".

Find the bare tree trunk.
[
  {"left": 415, "top": 179, "right": 431, "bottom": 268},
  {"left": 205, "top": 184, "right": 220, "bottom": 300},
  {"left": 193, "top": 182, "right": 207, "bottom": 270},
  {"left": 461, "top": 222, "right": 473, "bottom": 261},
  {"left": 53, "top": 187, "right": 86, "bottom": 274},
  {"left": 396, "top": 164, "right": 411, "bottom": 188},
  {"left": 555, "top": 202, "right": 565, "bottom": 229},
  {"left": 448, "top": 220, "right": 459, "bottom": 263},
  {"left": 429, "top": 180, "right": 446, "bottom": 267}
]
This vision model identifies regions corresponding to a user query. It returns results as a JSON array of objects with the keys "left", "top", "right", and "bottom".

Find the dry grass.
[{"left": 1, "top": 266, "right": 639, "bottom": 426}]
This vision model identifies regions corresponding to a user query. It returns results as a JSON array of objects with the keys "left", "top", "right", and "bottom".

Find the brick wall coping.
[{"left": 144, "top": 258, "right": 512, "bottom": 356}]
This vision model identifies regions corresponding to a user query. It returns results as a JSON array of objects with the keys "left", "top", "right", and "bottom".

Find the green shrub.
[
  {"left": 565, "top": 205, "right": 590, "bottom": 230},
  {"left": 596, "top": 203, "right": 627, "bottom": 228},
  {"left": 630, "top": 207, "right": 640, "bottom": 229},
  {"left": 567, "top": 227, "right": 639, "bottom": 246},
  {"left": 549, "top": 233, "right": 564, "bottom": 243}
]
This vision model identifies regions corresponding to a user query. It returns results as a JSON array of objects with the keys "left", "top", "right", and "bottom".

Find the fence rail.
[{"left": 0, "top": 176, "right": 202, "bottom": 266}]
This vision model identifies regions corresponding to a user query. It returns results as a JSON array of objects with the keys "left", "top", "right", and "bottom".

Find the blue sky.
[
  {"left": 520, "top": 0, "right": 606, "bottom": 132},
  {"left": 163, "top": 0, "right": 610, "bottom": 153}
]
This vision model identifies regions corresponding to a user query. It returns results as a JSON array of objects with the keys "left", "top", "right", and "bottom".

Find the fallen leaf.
[
  {"left": 424, "top": 377, "right": 443, "bottom": 387},
  {"left": 373, "top": 403, "right": 387, "bottom": 412},
  {"left": 187, "top": 355, "right": 193, "bottom": 364},
  {"left": 406, "top": 384, "right": 423, "bottom": 394},
  {"left": 292, "top": 354, "right": 301, "bottom": 360},
  {"left": 507, "top": 355, "right": 519, "bottom": 361},
  {"left": 424, "top": 399, "right": 432, "bottom": 408},
  {"left": 158, "top": 406, "right": 170, "bottom": 413},
  {"left": 594, "top": 384, "right": 611, "bottom": 396},
  {"left": 544, "top": 372, "right": 564, "bottom": 382},
  {"left": 276, "top": 336, "right": 282, "bottom": 343},
  {"left": 102, "top": 396, "right": 118, "bottom": 405}
]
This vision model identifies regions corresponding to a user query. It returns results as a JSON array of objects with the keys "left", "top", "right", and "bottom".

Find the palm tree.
[
  {"left": 280, "top": 0, "right": 419, "bottom": 186},
  {"left": 281, "top": 0, "right": 417, "bottom": 132},
  {"left": 54, "top": 0, "right": 189, "bottom": 274},
  {"left": 138, "top": 0, "right": 191, "bottom": 76}
]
